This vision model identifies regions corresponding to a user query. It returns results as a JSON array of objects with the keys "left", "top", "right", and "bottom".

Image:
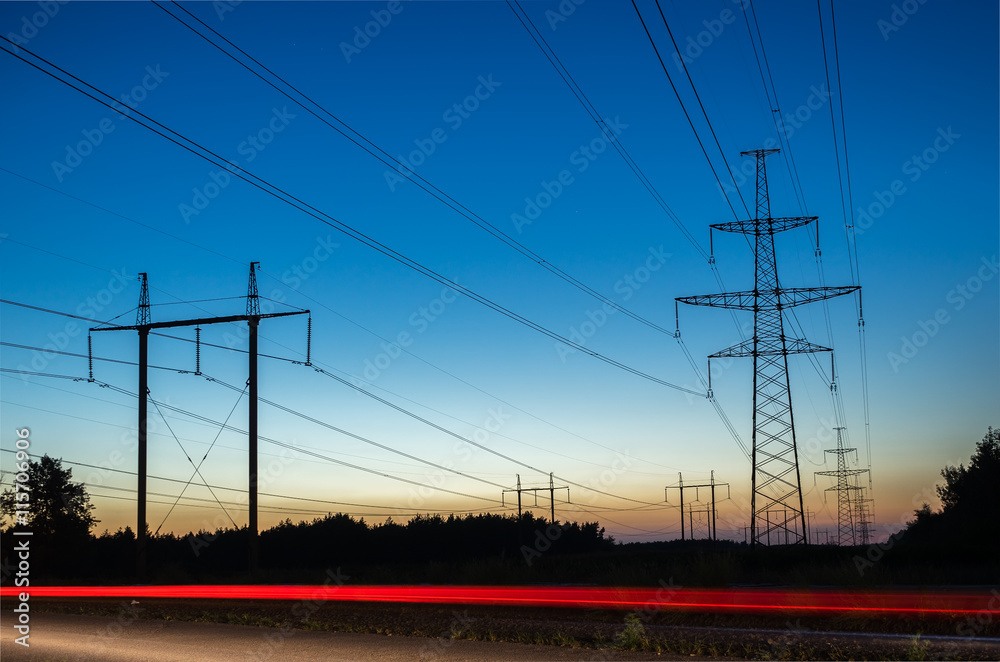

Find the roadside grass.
[{"left": 10, "top": 596, "right": 998, "bottom": 661}]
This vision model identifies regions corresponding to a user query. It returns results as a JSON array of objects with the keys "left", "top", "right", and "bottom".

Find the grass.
[
  {"left": 8, "top": 596, "right": 998, "bottom": 660},
  {"left": 905, "top": 634, "right": 931, "bottom": 661},
  {"left": 613, "top": 613, "right": 648, "bottom": 650}
]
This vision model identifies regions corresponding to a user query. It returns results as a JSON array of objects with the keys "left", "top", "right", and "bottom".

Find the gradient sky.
[{"left": 1, "top": 0, "right": 997, "bottom": 544}]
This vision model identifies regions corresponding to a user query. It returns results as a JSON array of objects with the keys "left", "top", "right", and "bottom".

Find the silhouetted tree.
[
  {"left": 938, "top": 426, "right": 1000, "bottom": 513},
  {"left": 1, "top": 454, "right": 98, "bottom": 578},
  {"left": 0, "top": 454, "right": 97, "bottom": 538},
  {"left": 904, "top": 426, "right": 1000, "bottom": 548}
]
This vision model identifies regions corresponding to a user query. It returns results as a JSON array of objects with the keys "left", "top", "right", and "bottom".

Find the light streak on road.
[{"left": 0, "top": 585, "right": 986, "bottom": 617}]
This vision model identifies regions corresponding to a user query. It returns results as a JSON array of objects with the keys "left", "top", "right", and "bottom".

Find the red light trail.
[{"left": 0, "top": 585, "right": 984, "bottom": 617}]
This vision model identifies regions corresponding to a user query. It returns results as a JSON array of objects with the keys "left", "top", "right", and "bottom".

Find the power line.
[
  {"left": 506, "top": 1, "right": 751, "bottom": 459},
  {"left": 650, "top": 0, "right": 752, "bottom": 219},
  {"left": 3, "top": 357, "right": 667, "bottom": 511},
  {"left": 1, "top": 169, "right": 700, "bottom": 477},
  {"left": 0, "top": 448, "right": 500, "bottom": 515},
  {"left": 628, "top": 0, "right": 748, "bottom": 221},
  {"left": 2, "top": 318, "right": 690, "bottom": 479},
  {"left": 0, "top": 38, "right": 703, "bottom": 399},
  {"left": 739, "top": 0, "right": 807, "bottom": 216},
  {"left": 0, "top": 367, "right": 505, "bottom": 505},
  {"left": 506, "top": 0, "right": 708, "bottom": 261},
  {"left": 151, "top": 0, "right": 677, "bottom": 340},
  {"left": 816, "top": 0, "right": 872, "bottom": 499}
]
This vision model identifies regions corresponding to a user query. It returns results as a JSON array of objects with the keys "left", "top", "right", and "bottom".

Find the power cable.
[
  {"left": 152, "top": 0, "right": 678, "bottom": 339},
  {"left": 0, "top": 38, "right": 703, "bottom": 398}
]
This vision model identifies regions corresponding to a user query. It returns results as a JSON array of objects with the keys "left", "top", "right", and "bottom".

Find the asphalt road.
[{"left": 0, "top": 612, "right": 663, "bottom": 661}]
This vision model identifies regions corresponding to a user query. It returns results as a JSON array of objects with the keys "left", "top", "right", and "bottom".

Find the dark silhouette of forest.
[
  {"left": 898, "top": 426, "right": 1000, "bottom": 549},
  {"left": 2, "top": 426, "right": 997, "bottom": 586}
]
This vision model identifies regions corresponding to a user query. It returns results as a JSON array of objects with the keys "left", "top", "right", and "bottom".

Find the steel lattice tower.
[
  {"left": 853, "top": 482, "right": 873, "bottom": 545},
  {"left": 247, "top": 261, "right": 261, "bottom": 316},
  {"left": 677, "top": 149, "right": 858, "bottom": 547},
  {"left": 815, "top": 427, "right": 868, "bottom": 546},
  {"left": 137, "top": 272, "right": 151, "bottom": 326}
]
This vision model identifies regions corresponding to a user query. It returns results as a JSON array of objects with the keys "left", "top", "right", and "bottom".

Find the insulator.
[
  {"left": 306, "top": 316, "right": 312, "bottom": 366},
  {"left": 87, "top": 333, "right": 94, "bottom": 381},
  {"left": 195, "top": 327, "right": 201, "bottom": 375}
]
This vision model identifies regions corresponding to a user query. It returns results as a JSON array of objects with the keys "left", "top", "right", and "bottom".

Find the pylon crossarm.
[
  {"left": 90, "top": 309, "right": 309, "bottom": 333},
  {"left": 677, "top": 286, "right": 858, "bottom": 311},
  {"left": 711, "top": 216, "right": 817, "bottom": 235},
  {"left": 709, "top": 337, "right": 831, "bottom": 358},
  {"left": 778, "top": 286, "right": 860, "bottom": 307},
  {"left": 676, "top": 291, "right": 757, "bottom": 310}
]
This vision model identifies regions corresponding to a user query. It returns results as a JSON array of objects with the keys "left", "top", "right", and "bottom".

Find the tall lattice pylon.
[
  {"left": 815, "top": 427, "right": 868, "bottom": 546},
  {"left": 853, "top": 482, "right": 873, "bottom": 545},
  {"left": 677, "top": 149, "right": 859, "bottom": 547}
]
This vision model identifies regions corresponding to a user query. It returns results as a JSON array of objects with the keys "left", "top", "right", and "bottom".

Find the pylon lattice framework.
[
  {"left": 676, "top": 149, "right": 859, "bottom": 547},
  {"left": 815, "top": 427, "right": 868, "bottom": 546}
]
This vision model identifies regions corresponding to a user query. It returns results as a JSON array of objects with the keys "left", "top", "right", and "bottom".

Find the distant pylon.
[
  {"left": 853, "top": 482, "right": 873, "bottom": 545},
  {"left": 815, "top": 427, "right": 868, "bottom": 546},
  {"left": 676, "top": 149, "right": 859, "bottom": 547}
]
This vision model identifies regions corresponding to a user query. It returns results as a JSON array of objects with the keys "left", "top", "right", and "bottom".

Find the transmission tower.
[
  {"left": 664, "top": 471, "right": 729, "bottom": 541},
  {"left": 676, "top": 148, "right": 858, "bottom": 547},
  {"left": 853, "top": 481, "right": 873, "bottom": 545},
  {"left": 815, "top": 427, "right": 868, "bottom": 546},
  {"left": 92, "top": 264, "right": 309, "bottom": 578},
  {"left": 502, "top": 473, "right": 569, "bottom": 522}
]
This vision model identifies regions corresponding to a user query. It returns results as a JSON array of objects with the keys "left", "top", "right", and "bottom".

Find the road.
[{"left": 0, "top": 612, "right": 664, "bottom": 661}]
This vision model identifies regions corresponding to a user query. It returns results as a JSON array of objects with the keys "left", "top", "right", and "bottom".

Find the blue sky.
[{"left": 1, "top": 0, "right": 997, "bottom": 543}]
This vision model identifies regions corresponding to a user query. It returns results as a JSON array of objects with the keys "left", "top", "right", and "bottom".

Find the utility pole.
[
  {"left": 502, "top": 473, "right": 569, "bottom": 522},
  {"left": 815, "top": 427, "right": 868, "bottom": 546},
  {"left": 247, "top": 262, "right": 260, "bottom": 573},
  {"left": 677, "top": 148, "right": 859, "bottom": 547},
  {"left": 91, "top": 265, "right": 309, "bottom": 578},
  {"left": 137, "top": 273, "right": 150, "bottom": 580},
  {"left": 665, "top": 471, "right": 729, "bottom": 541}
]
